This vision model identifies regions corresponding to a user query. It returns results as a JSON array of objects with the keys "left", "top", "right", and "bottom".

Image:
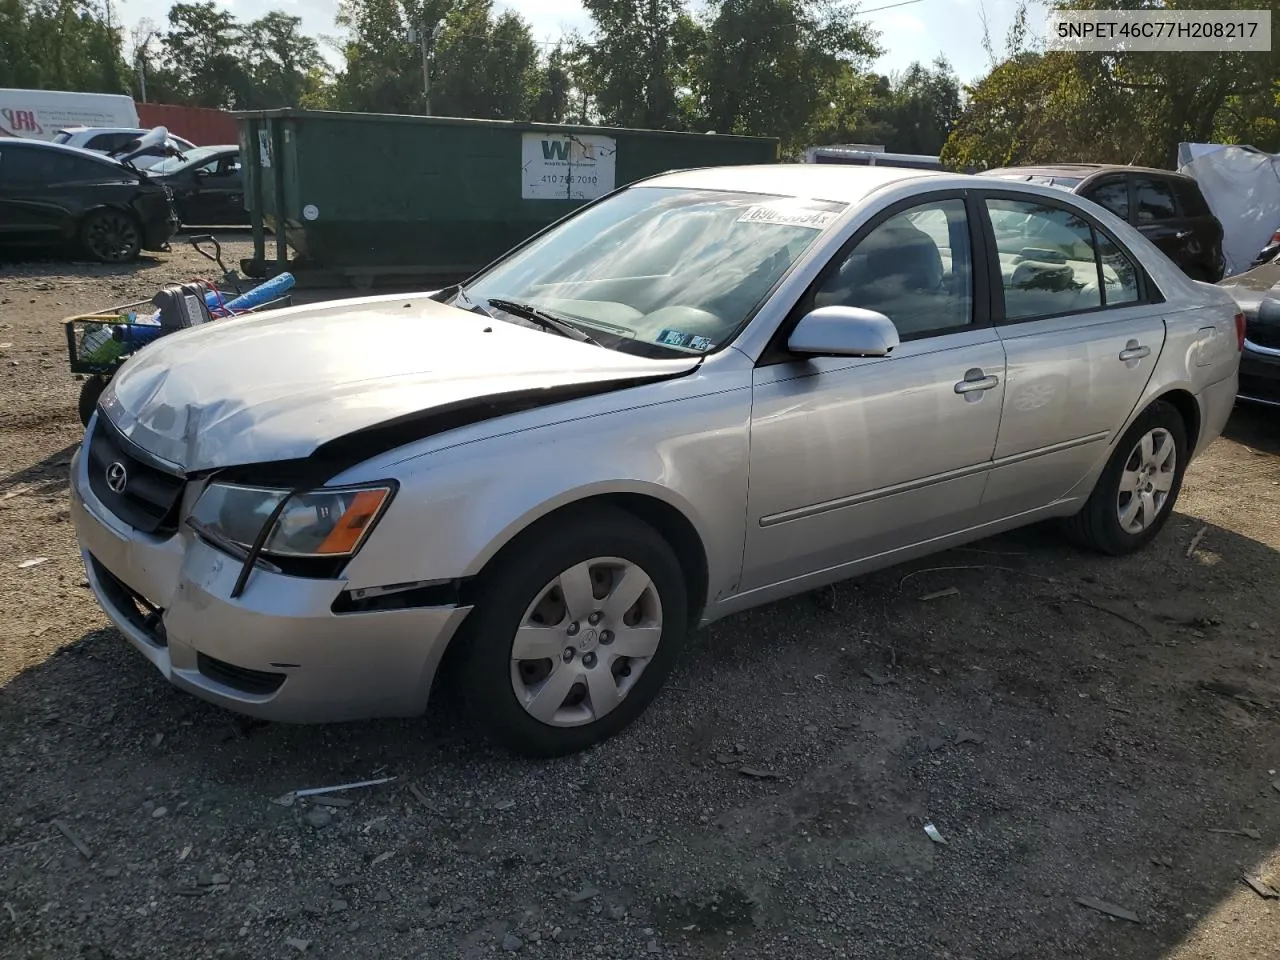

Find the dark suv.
[
  {"left": 980, "top": 164, "right": 1225, "bottom": 283},
  {"left": 0, "top": 139, "right": 178, "bottom": 263}
]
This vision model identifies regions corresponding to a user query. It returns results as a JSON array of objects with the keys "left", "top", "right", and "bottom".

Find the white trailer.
[{"left": 0, "top": 89, "right": 138, "bottom": 141}]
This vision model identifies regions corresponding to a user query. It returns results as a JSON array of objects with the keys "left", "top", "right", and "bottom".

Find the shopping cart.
[{"left": 64, "top": 235, "right": 294, "bottom": 426}]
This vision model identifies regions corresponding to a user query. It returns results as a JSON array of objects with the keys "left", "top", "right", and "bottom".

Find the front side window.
[
  {"left": 463, "top": 186, "right": 845, "bottom": 357},
  {"left": 1134, "top": 177, "right": 1178, "bottom": 222},
  {"left": 987, "top": 198, "right": 1103, "bottom": 320},
  {"left": 814, "top": 198, "right": 973, "bottom": 338}
]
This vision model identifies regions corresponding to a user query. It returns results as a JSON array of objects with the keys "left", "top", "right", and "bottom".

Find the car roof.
[
  {"left": 642, "top": 164, "right": 951, "bottom": 204},
  {"left": 983, "top": 163, "right": 1194, "bottom": 181},
  {"left": 2, "top": 137, "right": 124, "bottom": 162}
]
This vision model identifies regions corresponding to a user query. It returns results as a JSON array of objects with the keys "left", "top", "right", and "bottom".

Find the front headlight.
[{"left": 190, "top": 482, "right": 395, "bottom": 558}]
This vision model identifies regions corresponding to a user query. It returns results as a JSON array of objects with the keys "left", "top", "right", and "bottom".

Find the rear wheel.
[
  {"left": 81, "top": 210, "right": 142, "bottom": 263},
  {"left": 455, "top": 506, "right": 688, "bottom": 756},
  {"left": 1063, "top": 400, "right": 1188, "bottom": 555}
]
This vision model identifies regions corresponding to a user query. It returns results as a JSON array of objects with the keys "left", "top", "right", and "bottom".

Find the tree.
[
  {"left": 872, "top": 58, "right": 961, "bottom": 155},
  {"left": 0, "top": 0, "right": 131, "bottom": 94},
  {"left": 429, "top": 0, "right": 538, "bottom": 119},
  {"left": 691, "top": 0, "right": 881, "bottom": 149},
  {"left": 163, "top": 1, "right": 245, "bottom": 108},
  {"left": 580, "top": 0, "right": 691, "bottom": 129},
  {"left": 944, "top": 0, "right": 1280, "bottom": 169},
  {"left": 241, "top": 11, "right": 328, "bottom": 109}
]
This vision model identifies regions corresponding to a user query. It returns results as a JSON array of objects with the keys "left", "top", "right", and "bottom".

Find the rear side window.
[
  {"left": 1084, "top": 178, "right": 1129, "bottom": 220},
  {"left": 1133, "top": 177, "right": 1178, "bottom": 222},
  {"left": 85, "top": 132, "right": 136, "bottom": 152},
  {"left": 987, "top": 198, "right": 1102, "bottom": 320},
  {"left": 1172, "top": 179, "right": 1212, "bottom": 218}
]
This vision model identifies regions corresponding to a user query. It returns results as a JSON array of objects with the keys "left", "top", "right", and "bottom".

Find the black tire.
[
  {"left": 81, "top": 209, "right": 142, "bottom": 263},
  {"left": 455, "top": 505, "right": 688, "bottom": 756},
  {"left": 1062, "top": 399, "right": 1188, "bottom": 555},
  {"left": 77, "top": 376, "right": 108, "bottom": 426}
]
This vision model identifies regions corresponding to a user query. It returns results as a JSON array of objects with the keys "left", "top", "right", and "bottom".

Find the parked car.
[
  {"left": 52, "top": 126, "right": 197, "bottom": 171},
  {"left": 147, "top": 145, "right": 245, "bottom": 226},
  {"left": 1220, "top": 256, "right": 1280, "bottom": 407},
  {"left": 1252, "top": 227, "right": 1280, "bottom": 269},
  {"left": 980, "top": 164, "right": 1226, "bottom": 283},
  {"left": 71, "top": 165, "right": 1241, "bottom": 755},
  {"left": 0, "top": 138, "right": 179, "bottom": 262}
]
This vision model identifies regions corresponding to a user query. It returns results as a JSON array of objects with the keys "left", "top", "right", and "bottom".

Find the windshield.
[
  {"left": 462, "top": 186, "right": 845, "bottom": 356},
  {"left": 149, "top": 146, "right": 222, "bottom": 174}
]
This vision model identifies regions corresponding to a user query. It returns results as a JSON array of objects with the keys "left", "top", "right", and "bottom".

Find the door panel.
[
  {"left": 743, "top": 329, "right": 1006, "bottom": 592},
  {"left": 981, "top": 308, "right": 1166, "bottom": 520}
]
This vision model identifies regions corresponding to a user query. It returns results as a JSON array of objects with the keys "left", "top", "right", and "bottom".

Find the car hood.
[
  {"left": 100, "top": 294, "right": 698, "bottom": 473},
  {"left": 1221, "top": 260, "right": 1280, "bottom": 316}
]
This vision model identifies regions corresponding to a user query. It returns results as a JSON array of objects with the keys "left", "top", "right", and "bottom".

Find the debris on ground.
[
  {"left": 1186, "top": 525, "right": 1209, "bottom": 558},
  {"left": 285, "top": 938, "right": 311, "bottom": 953},
  {"left": 51, "top": 819, "right": 91, "bottom": 859},
  {"left": 954, "top": 731, "right": 983, "bottom": 746},
  {"left": 273, "top": 776, "right": 397, "bottom": 807},
  {"left": 17, "top": 557, "right": 50, "bottom": 569},
  {"left": 570, "top": 887, "right": 601, "bottom": 904},
  {"left": 1076, "top": 897, "right": 1140, "bottom": 923},
  {"left": 738, "top": 766, "right": 782, "bottom": 780},
  {"left": 1242, "top": 876, "right": 1280, "bottom": 900},
  {"left": 920, "top": 586, "right": 961, "bottom": 601},
  {"left": 924, "top": 823, "right": 947, "bottom": 845},
  {"left": 1207, "top": 827, "right": 1262, "bottom": 840}
]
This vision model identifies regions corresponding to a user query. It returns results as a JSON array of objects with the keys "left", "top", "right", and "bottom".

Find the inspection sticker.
[
  {"left": 657, "top": 330, "right": 715, "bottom": 351},
  {"left": 737, "top": 204, "right": 839, "bottom": 230}
]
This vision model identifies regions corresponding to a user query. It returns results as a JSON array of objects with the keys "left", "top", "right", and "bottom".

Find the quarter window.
[
  {"left": 1133, "top": 177, "right": 1178, "bottom": 222},
  {"left": 814, "top": 198, "right": 973, "bottom": 338}
]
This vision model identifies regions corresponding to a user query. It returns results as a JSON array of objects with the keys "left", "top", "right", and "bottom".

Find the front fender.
[{"left": 337, "top": 376, "right": 754, "bottom": 610}]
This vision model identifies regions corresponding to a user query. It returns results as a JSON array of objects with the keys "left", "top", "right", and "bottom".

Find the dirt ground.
[{"left": 2, "top": 239, "right": 1279, "bottom": 960}]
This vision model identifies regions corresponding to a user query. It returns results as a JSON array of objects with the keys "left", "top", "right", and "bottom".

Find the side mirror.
[{"left": 787, "top": 305, "right": 899, "bottom": 358}]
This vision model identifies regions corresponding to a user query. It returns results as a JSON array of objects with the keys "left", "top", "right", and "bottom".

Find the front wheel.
[
  {"left": 1063, "top": 400, "right": 1188, "bottom": 555},
  {"left": 455, "top": 506, "right": 688, "bottom": 756},
  {"left": 77, "top": 375, "right": 108, "bottom": 426}
]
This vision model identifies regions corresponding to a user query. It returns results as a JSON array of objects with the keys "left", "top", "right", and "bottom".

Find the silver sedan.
[{"left": 71, "top": 165, "right": 1242, "bottom": 755}]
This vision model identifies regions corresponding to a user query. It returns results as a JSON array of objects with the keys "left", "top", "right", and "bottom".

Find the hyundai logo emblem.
[{"left": 105, "top": 461, "right": 128, "bottom": 494}]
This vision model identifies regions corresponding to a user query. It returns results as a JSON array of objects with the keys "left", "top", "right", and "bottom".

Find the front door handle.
[
  {"left": 1174, "top": 229, "right": 1193, "bottom": 240},
  {"left": 955, "top": 370, "right": 1000, "bottom": 394},
  {"left": 1119, "top": 341, "right": 1151, "bottom": 362}
]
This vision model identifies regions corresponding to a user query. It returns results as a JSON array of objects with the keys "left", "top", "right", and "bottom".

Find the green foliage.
[
  {"left": 944, "top": 0, "right": 1280, "bottom": 169},
  {"left": 0, "top": 0, "right": 130, "bottom": 93}
]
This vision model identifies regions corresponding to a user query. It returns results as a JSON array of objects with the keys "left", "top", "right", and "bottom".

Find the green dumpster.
[{"left": 235, "top": 109, "right": 779, "bottom": 287}]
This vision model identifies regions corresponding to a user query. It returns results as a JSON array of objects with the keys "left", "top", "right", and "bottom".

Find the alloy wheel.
[{"left": 1116, "top": 427, "right": 1177, "bottom": 535}]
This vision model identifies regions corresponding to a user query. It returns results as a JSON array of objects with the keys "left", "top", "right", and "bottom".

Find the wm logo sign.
[
  {"left": 540, "top": 138, "right": 597, "bottom": 164},
  {"left": 541, "top": 140, "right": 571, "bottom": 161}
]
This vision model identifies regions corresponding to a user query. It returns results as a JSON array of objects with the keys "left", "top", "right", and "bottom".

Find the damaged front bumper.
[{"left": 68, "top": 423, "right": 472, "bottom": 723}]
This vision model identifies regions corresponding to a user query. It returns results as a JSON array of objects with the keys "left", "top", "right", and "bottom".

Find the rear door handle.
[
  {"left": 1119, "top": 341, "right": 1151, "bottom": 362},
  {"left": 1174, "top": 229, "right": 1193, "bottom": 240},
  {"left": 955, "top": 371, "right": 1000, "bottom": 394}
]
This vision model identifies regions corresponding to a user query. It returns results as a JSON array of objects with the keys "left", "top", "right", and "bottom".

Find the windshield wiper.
[{"left": 484, "top": 297, "right": 601, "bottom": 346}]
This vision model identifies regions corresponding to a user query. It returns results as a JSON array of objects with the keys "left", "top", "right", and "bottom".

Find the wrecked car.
[{"left": 71, "top": 165, "right": 1241, "bottom": 755}]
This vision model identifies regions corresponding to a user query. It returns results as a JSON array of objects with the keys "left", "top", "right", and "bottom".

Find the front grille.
[
  {"left": 87, "top": 417, "right": 185, "bottom": 535},
  {"left": 90, "top": 554, "right": 167, "bottom": 648},
  {"left": 197, "top": 654, "right": 285, "bottom": 695}
]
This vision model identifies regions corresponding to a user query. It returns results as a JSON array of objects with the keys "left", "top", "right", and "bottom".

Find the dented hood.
[{"left": 100, "top": 294, "right": 697, "bottom": 472}]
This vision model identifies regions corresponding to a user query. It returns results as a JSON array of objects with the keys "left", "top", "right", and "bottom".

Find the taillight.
[
  {"left": 1271, "top": 230, "right": 1280, "bottom": 245},
  {"left": 1234, "top": 312, "right": 1246, "bottom": 351}
]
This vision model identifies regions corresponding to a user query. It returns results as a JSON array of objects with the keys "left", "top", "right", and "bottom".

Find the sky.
[{"left": 115, "top": 0, "right": 1037, "bottom": 86}]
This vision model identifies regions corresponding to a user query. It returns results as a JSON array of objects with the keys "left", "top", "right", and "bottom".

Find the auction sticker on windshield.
[
  {"left": 737, "top": 203, "right": 841, "bottom": 230},
  {"left": 656, "top": 330, "right": 715, "bottom": 351}
]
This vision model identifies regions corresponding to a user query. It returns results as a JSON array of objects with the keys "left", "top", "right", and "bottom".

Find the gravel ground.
[{"left": 2, "top": 240, "right": 1279, "bottom": 960}]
